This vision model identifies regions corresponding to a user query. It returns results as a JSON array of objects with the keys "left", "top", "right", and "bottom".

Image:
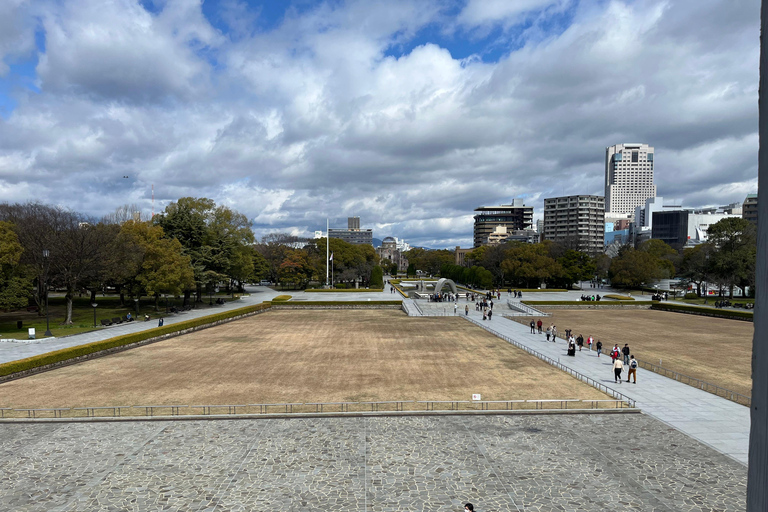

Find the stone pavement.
[
  {"left": 0, "top": 286, "right": 398, "bottom": 365},
  {"left": 0, "top": 414, "right": 746, "bottom": 511},
  {"left": 456, "top": 306, "right": 751, "bottom": 466}
]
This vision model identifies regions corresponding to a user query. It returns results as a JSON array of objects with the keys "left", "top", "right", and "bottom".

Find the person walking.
[
  {"left": 622, "top": 344, "right": 630, "bottom": 365},
  {"left": 611, "top": 344, "right": 620, "bottom": 362},
  {"left": 454, "top": 302, "right": 458, "bottom": 315},
  {"left": 465, "top": 305, "right": 469, "bottom": 316},
  {"left": 537, "top": 319, "right": 543, "bottom": 334},
  {"left": 596, "top": 340, "right": 602, "bottom": 357},
  {"left": 487, "top": 309, "right": 492, "bottom": 320},
  {"left": 613, "top": 357, "right": 624, "bottom": 383},
  {"left": 627, "top": 355, "right": 638, "bottom": 383},
  {"left": 546, "top": 326, "right": 551, "bottom": 341},
  {"left": 530, "top": 320, "right": 536, "bottom": 333}
]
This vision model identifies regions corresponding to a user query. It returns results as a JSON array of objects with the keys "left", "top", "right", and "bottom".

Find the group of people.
[
  {"left": 509, "top": 289, "right": 524, "bottom": 298},
  {"left": 651, "top": 292, "right": 669, "bottom": 301},
  {"left": 579, "top": 294, "right": 601, "bottom": 301},
  {"left": 609, "top": 343, "right": 638, "bottom": 383},
  {"left": 527, "top": 319, "right": 639, "bottom": 383},
  {"left": 475, "top": 298, "right": 494, "bottom": 320},
  {"left": 429, "top": 292, "right": 457, "bottom": 302}
]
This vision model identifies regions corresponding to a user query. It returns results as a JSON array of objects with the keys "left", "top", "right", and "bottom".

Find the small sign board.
[
  {"left": 472, "top": 393, "right": 481, "bottom": 401},
  {"left": 28, "top": 328, "right": 35, "bottom": 340}
]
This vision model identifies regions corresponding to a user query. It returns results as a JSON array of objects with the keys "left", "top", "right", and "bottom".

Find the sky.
[{"left": 0, "top": 0, "right": 759, "bottom": 248}]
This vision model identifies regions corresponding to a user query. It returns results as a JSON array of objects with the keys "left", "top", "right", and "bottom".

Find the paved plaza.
[{"left": 0, "top": 413, "right": 746, "bottom": 511}]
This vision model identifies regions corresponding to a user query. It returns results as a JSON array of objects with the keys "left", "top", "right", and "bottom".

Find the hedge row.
[
  {"left": 304, "top": 288, "right": 384, "bottom": 293},
  {"left": 272, "top": 300, "right": 403, "bottom": 306},
  {"left": 650, "top": 302, "right": 754, "bottom": 321},
  {"left": 0, "top": 302, "right": 273, "bottom": 379},
  {"left": 520, "top": 301, "right": 645, "bottom": 306},
  {"left": 271, "top": 295, "right": 292, "bottom": 302},
  {"left": 603, "top": 294, "right": 635, "bottom": 301}
]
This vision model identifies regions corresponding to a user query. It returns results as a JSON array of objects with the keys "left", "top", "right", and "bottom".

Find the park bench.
[
  {"left": 182, "top": 304, "right": 193, "bottom": 311},
  {"left": 100, "top": 319, "right": 112, "bottom": 326},
  {"left": 123, "top": 315, "right": 133, "bottom": 322},
  {"left": 111, "top": 317, "right": 122, "bottom": 324}
]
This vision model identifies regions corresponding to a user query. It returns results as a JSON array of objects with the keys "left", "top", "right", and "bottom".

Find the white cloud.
[{"left": 0, "top": 0, "right": 759, "bottom": 247}]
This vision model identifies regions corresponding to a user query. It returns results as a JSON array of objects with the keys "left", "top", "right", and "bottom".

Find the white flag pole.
[{"left": 326, "top": 218, "right": 329, "bottom": 288}]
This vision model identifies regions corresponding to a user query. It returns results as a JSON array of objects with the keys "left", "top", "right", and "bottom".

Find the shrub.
[
  {"left": 271, "top": 300, "right": 402, "bottom": 306},
  {"left": 271, "top": 295, "right": 292, "bottom": 302},
  {"left": 603, "top": 294, "right": 635, "bottom": 301},
  {"left": 650, "top": 302, "right": 753, "bottom": 320},
  {"left": 304, "top": 288, "right": 383, "bottom": 292},
  {"left": 370, "top": 265, "right": 384, "bottom": 288},
  {"left": 0, "top": 302, "right": 272, "bottom": 379}
]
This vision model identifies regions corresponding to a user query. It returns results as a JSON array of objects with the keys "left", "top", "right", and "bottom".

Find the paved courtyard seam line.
[
  {"left": 49, "top": 422, "right": 171, "bottom": 512},
  {"left": 575, "top": 419, "right": 677, "bottom": 512},
  {"left": 462, "top": 418, "right": 524, "bottom": 512},
  {"left": 206, "top": 420, "right": 271, "bottom": 512}
]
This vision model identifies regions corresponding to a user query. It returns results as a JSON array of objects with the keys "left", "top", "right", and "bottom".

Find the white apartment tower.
[{"left": 605, "top": 143, "right": 657, "bottom": 215}]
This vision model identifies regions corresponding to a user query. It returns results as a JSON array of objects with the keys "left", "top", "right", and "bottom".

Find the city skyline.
[{"left": 0, "top": 0, "right": 759, "bottom": 248}]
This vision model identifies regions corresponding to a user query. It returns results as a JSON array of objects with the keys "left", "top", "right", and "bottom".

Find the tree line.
[
  {"left": 0, "top": 198, "right": 387, "bottom": 324},
  {"left": 404, "top": 217, "right": 756, "bottom": 297}
]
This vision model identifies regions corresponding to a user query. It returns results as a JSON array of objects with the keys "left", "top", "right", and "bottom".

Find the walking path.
[
  {"left": 0, "top": 286, "right": 397, "bottom": 365},
  {"left": 457, "top": 305, "right": 750, "bottom": 465}
]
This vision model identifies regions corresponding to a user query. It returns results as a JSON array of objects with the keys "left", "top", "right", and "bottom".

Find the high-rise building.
[
  {"left": 473, "top": 199, "right": 533, "bottom": 247},
  {"left": 543, "top": 195, "right": 605, "bottom": 255},
  {"left": 328, "top": 217, "right": 373, "bottom": 245},
  {"left": 743, "top": 194, "right": 758, "bottom": 226},
  {"left": 605, "top": 143, "right": 657, "bottom": 216}
]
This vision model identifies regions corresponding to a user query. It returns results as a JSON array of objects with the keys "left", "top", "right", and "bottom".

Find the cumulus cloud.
[{"left": 0, "top": 0, "right": 759, "bottom": 247}]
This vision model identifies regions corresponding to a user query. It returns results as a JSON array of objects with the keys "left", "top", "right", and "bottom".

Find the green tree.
[
  {"left": 556, "top": 250, "right": 596, "bottom": 289},
  {"left": 154, "top": 197, "right": 254, "bottom": 303},
  {"left": 370, "top": 265, "right": 384, "bottom": 288},
  {"left": 706, "top": 217, "right": 757, "bottom": 298},
  {"left": 501, "top": 242, "right": 562, "bottom": 288},
  {"left": 639, "top": 239, "right": 677, "bottom": 278},
  {"left": 679, "top": 244, "right": 715, "bottom": 297},
  {"left": 608, "top": 247, "right": 660, "bottom": 289},
  {"left": 0, "top": 221, "right": 30, "bottom": 310},
  {"left": 120, "top": 221, "right": 195, "bottom": 309}
]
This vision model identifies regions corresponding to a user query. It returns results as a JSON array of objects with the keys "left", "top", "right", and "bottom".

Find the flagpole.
[{"left": 326, "top": 218, "right": 329, "bottom": 288}]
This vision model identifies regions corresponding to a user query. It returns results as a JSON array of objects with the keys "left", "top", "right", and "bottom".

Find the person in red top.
[{"left": 536, "top": 319, "right": 543, "bottom": 334}]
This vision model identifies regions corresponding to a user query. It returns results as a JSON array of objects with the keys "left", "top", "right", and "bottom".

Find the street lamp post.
[
  {"left": 91, "top": 303, "right": 98, "bottom": 328},
  {"left": 134, "top": 298, "right": 139, "bottom": 318},
  {"left": 43, "top": 249, "right": 52, "bottom": 337}
]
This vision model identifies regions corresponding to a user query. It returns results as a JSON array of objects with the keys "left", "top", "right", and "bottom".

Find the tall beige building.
[{"left": 605, "top": 143, "right": 656, "bottom": 215}]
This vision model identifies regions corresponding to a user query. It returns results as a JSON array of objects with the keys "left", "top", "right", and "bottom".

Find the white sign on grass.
[{"left": 472, "top": 394, "right": 481, "bottom": 401}]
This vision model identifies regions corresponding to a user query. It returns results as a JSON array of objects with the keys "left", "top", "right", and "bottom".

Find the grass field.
[
  {"left": 0, "top": 310, "right": 610, "bottom": 413},
  {"left": 0, "top": 295, "right": 240, "bottom": 339},
  {"left": 528, "top": 309, "right": 754, "bottom": 397}
]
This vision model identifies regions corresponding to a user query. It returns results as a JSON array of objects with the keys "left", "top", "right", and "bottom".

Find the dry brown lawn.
[
  {"left": 0, "top": 310, "right": 609, "bottom": 409},
  {"left": 532, "top": 309, "right": 754, "bottom": 396}
]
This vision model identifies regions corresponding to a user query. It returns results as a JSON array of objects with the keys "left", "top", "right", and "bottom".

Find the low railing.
[
  {"left": 0, "top": 398, "right": 632, "bottom": 420},
  {"left": 412, "top": 300, "right": 425, "bottom": 316},
  {"left": 506, "top": 300, "right": 550, "bottom": 316},
  {"left": 464, "top": 316, "right": 636, "bottom": 408},
  {"left": 401, "top": 300, "right": 417, "bottom": 316},
  {"left": 504, "top": 316, "right": 751, "bottom": 407}
]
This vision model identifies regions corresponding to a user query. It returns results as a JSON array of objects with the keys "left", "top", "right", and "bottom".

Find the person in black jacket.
[
  {"left": 596, "top": 340, "right": 603, "bottom": 357},
  {"left": 622, "top": 344, "right": 631, "bottom": 365}
]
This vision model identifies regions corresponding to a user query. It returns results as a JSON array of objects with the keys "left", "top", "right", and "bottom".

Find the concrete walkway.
[
  {"left": 456, "top": 305, "right": 750, "bottom": 465},
  {"left": 0, "top": 286, "right": 398, "bottom": 365}
]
